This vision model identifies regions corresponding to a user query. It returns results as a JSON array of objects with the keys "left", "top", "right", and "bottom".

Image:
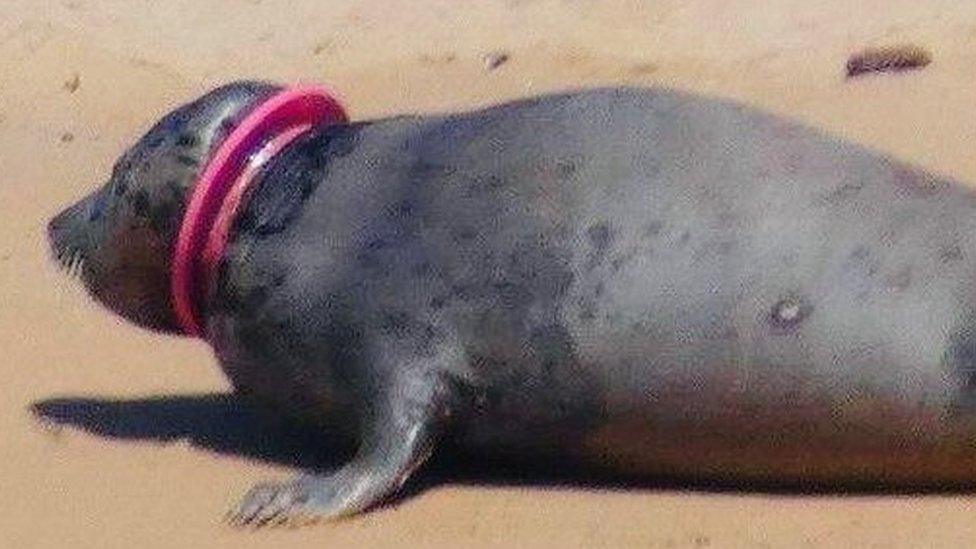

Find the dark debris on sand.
[{"left": 846, "top": 44, "right": 932, "bottom": 78}]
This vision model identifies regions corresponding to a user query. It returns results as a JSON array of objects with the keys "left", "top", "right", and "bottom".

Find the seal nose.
[
  {"left": 47, "top": 204, "right": 75, "bottom": 246},
  {"left": 47, "top": 189, "right": 101, "bottom": 256},
  {"left": 50, "top": 187, "right": 108, "bottom": 232},
  {"left": 47, "top": 200, "right": 83, "bottom": 246},
  {"left": 47, "top": 208, "right": 79, "bottom": 267}
]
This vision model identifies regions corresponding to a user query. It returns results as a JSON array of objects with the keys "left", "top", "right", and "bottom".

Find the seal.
[{"left": 48, "top": 81, "right": 976, "bottom": 527}]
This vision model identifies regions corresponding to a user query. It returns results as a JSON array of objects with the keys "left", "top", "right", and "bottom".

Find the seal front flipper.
[{"left": 226, "top": 334, "right": 461, "bottom": 527}]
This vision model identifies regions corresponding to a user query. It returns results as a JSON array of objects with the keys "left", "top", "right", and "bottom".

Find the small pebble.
[
  {"left": 483, "top": 51, "right": 510, "bottom": 71},
  {"left": 629, "top": 62, "right": 658, "bottom": 76},
  {"left": 63, "top": 73, "right": 81, "bottom": 93}
]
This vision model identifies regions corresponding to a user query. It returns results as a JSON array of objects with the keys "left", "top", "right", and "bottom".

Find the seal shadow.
[
  {"left": 30, "top": 392, "right": 356, "bottom": 471},
  {"left": 28, "top": 392, "right": 976, "bottom": 505}
]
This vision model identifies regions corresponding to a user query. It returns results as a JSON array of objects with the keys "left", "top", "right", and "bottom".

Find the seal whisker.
[
  {"left": 68, "top": 252, "right": 80, "bottom": 278},
  {"left": 56, "top": 248, "right": 86, "bottom": 280},
  {"left": 72, "top": 255, "right": 86, "bottom": 279},
  {"left": 54, "top": 248, "right": 71, "bottom": 270}
]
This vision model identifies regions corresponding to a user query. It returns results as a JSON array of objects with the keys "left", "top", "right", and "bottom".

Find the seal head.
[{"left": 47, "top": 81, "right": 282, "bottom": 332}]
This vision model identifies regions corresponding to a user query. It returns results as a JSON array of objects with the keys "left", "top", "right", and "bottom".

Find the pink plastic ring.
[{"left": 171, "top": 85, "right": 348, "bottom": 337}]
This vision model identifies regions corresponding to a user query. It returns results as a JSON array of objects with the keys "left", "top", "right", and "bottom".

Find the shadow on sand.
[{"left": 28, "top": 392, "right": 976, "bottom": 504}]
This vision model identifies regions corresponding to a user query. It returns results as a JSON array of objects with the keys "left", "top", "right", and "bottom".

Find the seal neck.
[{"left": 171, "top": 85, "right": 348, "bottom": 337}]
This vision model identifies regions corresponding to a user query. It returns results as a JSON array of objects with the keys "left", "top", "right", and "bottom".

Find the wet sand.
[{"left": 2, "top": 1, "right": 975, "bottom": 547}]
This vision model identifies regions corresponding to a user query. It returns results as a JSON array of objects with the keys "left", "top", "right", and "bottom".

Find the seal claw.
[
  {"left": 226, "top": 475, "right": 372, "bottom": 528},
  {"left": 227, "top": 480, "right": 306, "bottom": 527}
]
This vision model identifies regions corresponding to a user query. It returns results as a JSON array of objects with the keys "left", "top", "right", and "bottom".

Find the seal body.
[{"left": 49, "top": 84, "right": 976, "bottom": 524}]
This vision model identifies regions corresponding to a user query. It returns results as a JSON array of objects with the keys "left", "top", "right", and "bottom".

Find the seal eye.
[{"left": 175, "top": 133, "right": 198, "bottom": 148}]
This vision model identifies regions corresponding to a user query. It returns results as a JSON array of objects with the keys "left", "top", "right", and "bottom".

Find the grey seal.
[{"left": 48, "top": 81, "right": 976, "bottom": 526}]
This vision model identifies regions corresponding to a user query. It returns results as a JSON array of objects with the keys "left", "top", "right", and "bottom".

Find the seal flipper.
[{"left": 225, "top": 334, "right": 461, "bottom": 527}]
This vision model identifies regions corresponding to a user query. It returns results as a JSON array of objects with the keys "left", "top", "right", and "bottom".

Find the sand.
[{"left": 2, "top": 1, "right": 975, "bottom": 547}]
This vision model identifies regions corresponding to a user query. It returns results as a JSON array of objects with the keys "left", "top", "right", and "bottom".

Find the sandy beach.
[{"left": 2, "top": 1, "right": 976, "bottom": 547}]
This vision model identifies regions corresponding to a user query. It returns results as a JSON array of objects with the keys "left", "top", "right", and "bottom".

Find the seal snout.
[
  {"left": 47, "top": 189, "right": 103, "bottom": 275},
  {"left": 48, "top": 202, "right": 79, "bottom": 245}
]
